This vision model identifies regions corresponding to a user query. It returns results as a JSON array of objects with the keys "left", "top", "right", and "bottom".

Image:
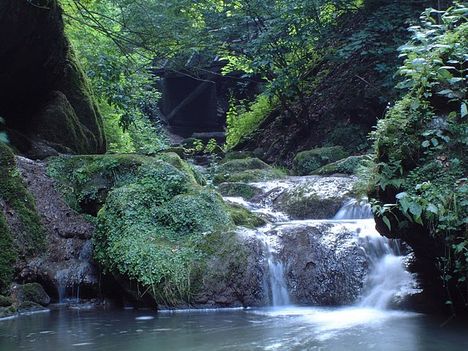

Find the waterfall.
[
  {"left": 258, "top": 230, "right": 291, "bottom": 306},
  {"left": 334, "top": 198, "right": 415, "bottom": 309},
  {"left": 223, "top": 177, "right": 417, "bottom": 310}
]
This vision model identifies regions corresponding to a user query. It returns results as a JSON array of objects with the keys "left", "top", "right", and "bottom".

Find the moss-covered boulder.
[
  {"left": 273, "top": 176, "right": 356, "bottom": 220},
  {"left": 315, "top": 155, "right": 369, "bottom": 175},
  {"left": 48, "top": 153, "right": 265, "bottom": 307},
  {"left": 10, "top": 283, "right": 50, "bottom": 306},
  {"left": 0, "top": 0, "right": 105, "bottom": 156},
  {"left": 213, "top": 158, "right": 286, "bottom": 184},
  {"left": 217, "top": 182, "right": 263, "bottom": 200},
  {"left": 47, "top": 152, "right": 203, "bottom": 215},
  {"left": 227, "top": 204, "right": 266, "bottom": 229},
  {"left": 293, "top": 146, "right": 349, "bottom": 175}
]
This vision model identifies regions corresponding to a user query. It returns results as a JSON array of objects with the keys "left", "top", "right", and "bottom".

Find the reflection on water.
[{"left": 1, "top": 307, "right": 467, "bottom": 351}]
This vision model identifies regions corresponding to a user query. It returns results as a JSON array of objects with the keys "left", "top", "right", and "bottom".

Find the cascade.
[
  {"left": 224, "top": 178, "right": 417, "bottom": 309},
  {"left": 333, "top": 198, "right": 416, "bottom": 309},
  {"left": 258, "top": 230, "right": 291, "bottom": 306}
]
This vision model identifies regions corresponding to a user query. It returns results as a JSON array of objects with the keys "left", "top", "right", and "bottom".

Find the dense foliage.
[
  {"left": 61, "top": 0, "right": 168, "bottom": 153},
  {"left": 369, "top": 3, "right": 467, "bottom": 309}
]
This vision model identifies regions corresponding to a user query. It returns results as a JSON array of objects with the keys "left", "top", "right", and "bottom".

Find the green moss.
[
  {"left": 227, "top": 204, "right": 266, "bottom": 229},
  {"left": 315, "top": 155, "right": 369, "bottom": 175},
  {"left": 0, "top": 305, "right": 17, "bottom": 319},
  {"left": 216, "top": 158, "right": 270, "bottom": 173},
  {"left": 0, "top": 213, "right": 15, "bottom": 293},
  {"left": 214, "top": 168, "right": 286, "bottom": 185},
  {"left": 47, "top": 153, "right": 199, "bottom": 214},
  {"left": 155, "top": 152, "right": 206, "bottom": 185},
  {"left": 293, "top": 146, "right": 349, "bottom": 175},
  {"left": 36, "top": 91, "right": 96, "bottom": 154},
  {"left": 58, "top": 43, "right": 106, "bottom": 153},
  {"left": 0, "top": 143, "right": 44, "bottom": 259},
  {"left": 19, "top": 283, "right": 50, "bottom": 306},
  {"left": 217, "top": 182, "right": 262, "bottom": 200},
  {"left": 91, "top": 155, "right": 236, "bottom": 306},
  {"left": 0, "top": 295, "right": 12, "bottom": 307}
]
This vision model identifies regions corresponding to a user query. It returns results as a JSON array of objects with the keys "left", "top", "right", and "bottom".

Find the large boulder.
[
  {"left": 10, "top": 282, "right": 50, "bottom": 306},
  {"left": 0, "top": 0, "right": 106, "bottom": 157},
  {"left": 271, "top": 176, "right": 356, "bottom": 220},
  {"left": 273, "top": 222, "right": 369, "bottom": 305}
]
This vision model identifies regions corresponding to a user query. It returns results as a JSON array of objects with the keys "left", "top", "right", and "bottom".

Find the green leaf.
[
  {"left": 461, "top": 103, "right": 467, "bottom": 118},
  {"left": 409, "top": 202, "right": 422, "bottom": 218},
  {"left": 426, "top": 203, "right": 438, "bottom": 214},
  {"left": 382, "top": 216, "right": 392, "bottom": 231}
]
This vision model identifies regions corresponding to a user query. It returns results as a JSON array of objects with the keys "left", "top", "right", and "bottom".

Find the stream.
[{"left": 1, "top": 176, "right": 468, "bottom": 350}]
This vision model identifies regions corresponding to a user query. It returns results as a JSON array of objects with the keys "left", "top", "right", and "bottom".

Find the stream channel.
[{"left": 1, "top": 176, "right": 467, "bottom": 350}]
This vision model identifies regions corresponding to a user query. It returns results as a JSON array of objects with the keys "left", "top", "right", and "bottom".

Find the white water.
[
  {"left": 224, "top": 180, "right": 417, "bottom": 310},
  {"left": 333, "top": 198, "right": 416, "bottom": 309},
  {"left": 258, "top": 232, "right": 291, "bottom": 306}
]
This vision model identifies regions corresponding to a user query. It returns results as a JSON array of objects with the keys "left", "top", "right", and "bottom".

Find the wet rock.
[
  {"left": 16, "top": 301, "right": 48, "bottom": 314},
  {"left": 192, "top": 232, "right": 267, "bottom": 308},
  {"left": 315, "top": 155, "right": 369, "bottom": 175},
  {"left": 213, "top": 158, "right": 285, "bottom": 184},
  {"left": 265, "top": 176, "right": 356, "bottom": 220},
  {"left": 13, "top": 157, "right": 100, "bottom": 301},
  {"left": 10, "top": 283, "right": 50, "bottom": 306},
  {"left": 273, "top": 222, "right": 369, "bottom": 305}
]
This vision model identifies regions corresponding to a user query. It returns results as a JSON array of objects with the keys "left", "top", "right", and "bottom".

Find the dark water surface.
[{"left": 1, "top": 306, "right": 467, "bottom": 351}]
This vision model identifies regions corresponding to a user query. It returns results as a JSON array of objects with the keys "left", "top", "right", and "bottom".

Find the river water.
[
  {"left": 2, "top": 177, "right": 468, "bottom": 350},
  {"left": 1, "top": 307, "right": 468, "bottom": 351}
]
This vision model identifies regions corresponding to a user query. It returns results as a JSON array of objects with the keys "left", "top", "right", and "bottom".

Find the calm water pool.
[{"left": 0, "top": 306, "right": 467, "bottom": 351}]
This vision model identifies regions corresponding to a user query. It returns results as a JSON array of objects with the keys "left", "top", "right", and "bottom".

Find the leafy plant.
[{"left": 369, "top": 3, "right": 468, "bottom": 308}]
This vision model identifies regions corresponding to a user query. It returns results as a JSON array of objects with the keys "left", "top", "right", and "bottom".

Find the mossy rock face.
[
  {"left": 293, "top": 147, "right": 349, "bottom": 175},
  {"left": 217, "top": 158, "right": 270, "bottom": 173},
  {"left": 315, "top": 155, "right": 369, "bottom": 175},
  {"left": 273, "top": 176, "right": 356, "bottom": 220},
  {"left": 47, "top": 153, "right": 202, "bottom": 215},
  {"left": 0, "top": 0, "right": 105, "bottom": 157},
  {"left": 11, "top": 283, "right": 50, "bottom": 306},
  {"left": 217, "top": 182, "right": 263, "bottom": 200},
  {"left": 192, "top": 230, "right": 265, "bottom": 307},
  {"left": 213, "top": 158, "right": 285, "bottom": 185},
  {"left": 227, "top": 204, "right": 266, "bottom": 229},
  {"left": 36, "top": 91, "right": 98, "bottom": 155},
  {"left": 0, "top": 143, "right": 44, "bottom": 291},
  {"left": 0, "top": 295, "right": 12, "bottom": 307}
]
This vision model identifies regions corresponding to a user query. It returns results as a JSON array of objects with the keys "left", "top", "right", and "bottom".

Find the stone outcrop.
[{"left": 0, "top": 0, "right": 106, "bottom": 157}]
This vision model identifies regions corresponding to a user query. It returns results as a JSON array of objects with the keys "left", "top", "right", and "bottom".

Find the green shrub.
[
  {"left": 226, "top": 95, "right": 277, "bottom": 149},
  {"left": 369, "top": 4, "right": 468, "bottom": 306},
  {"left": 293, "top": 146, "right": 349, "bottom": 175},
  {"left": 47, "top": 153, "right": 200, "bottom": 213}
]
